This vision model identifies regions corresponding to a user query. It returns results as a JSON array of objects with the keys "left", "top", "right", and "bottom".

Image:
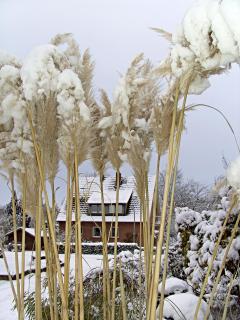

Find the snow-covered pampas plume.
[
  {"left": 51, "top": 33, "right": 81, "bottom": 73},
  {"left": 156, "top": 0, "right": 240, "bottom": 95},
  {"left": 20, "top": 43, "right": 70, "bottom": 186},
  {"left": 227, "top": 156, "right": 240, "bottom": 192},
  {"left": 57, "top": 68, "right": 91, "bottom": 165},
  {"left": 99, "top": 54, "right": 157, "bottom": 178},
  {"left": 51, "top": 34, "right": 93, "bottom": 165},
  {"left": 51, "top": 33, "right": 95, "bottom": 107},
  {"left": 90, "top": 93, "right": 108, "bottom": 174},
  {"left": 0, "top": 53, "right": 32, "bottom": 173},
  {"left": 21, "top": 44, "right": 69, "bottom": 101},
  {"left": 149, "top": 81, "right": 180, "bottom": 157}
]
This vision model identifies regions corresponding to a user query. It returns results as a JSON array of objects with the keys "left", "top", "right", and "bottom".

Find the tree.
[
  {"left": 159, "top": 170, "right": 216, "bottom": 213},
  {"left": 0, "top": 193, "right": 32, "bottom": 240}
]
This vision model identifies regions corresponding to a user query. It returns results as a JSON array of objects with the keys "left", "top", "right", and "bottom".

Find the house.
[
  {"left": 57, "top": 174, "right": 156, "bottom": 245},
  {"left": 5, "top": 227, "right": 45, "bottom": 251}
]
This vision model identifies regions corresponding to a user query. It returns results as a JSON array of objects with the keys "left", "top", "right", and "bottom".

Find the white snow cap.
[
  {"left": 158, "top": 277, "right": 192, "bottom": 296},
  {"left": 227, "top": 156, "right": 240, "bottom": 192},
  {"left": 156, "top": 293, "right": 213, "bottom": 320},
  {"left": 170, "top": 0, "right": 240, "bottom": 94},
  {"left": 21, "top": 44, "right": 68, "bottom": 100},
  {"left": 57, "top": 68, "right": 90, "bottom": 122}
]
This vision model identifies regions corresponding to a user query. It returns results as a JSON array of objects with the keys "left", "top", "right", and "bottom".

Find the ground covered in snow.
[{"left": 0, "top": 252, "right": 106, "bottom": 320}]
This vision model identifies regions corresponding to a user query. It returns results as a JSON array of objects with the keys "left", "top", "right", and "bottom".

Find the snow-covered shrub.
[
  {"left": 156, "top": 292, "right": 213, "bottom": 320},
  {"left": 175, "top": 186, "right": 240, "bottom": 310},
  {"left": 158, "top": 277, "right": 192, "bottom": 297},
  {"left": 84, "top": 250, "right": 145, "bottom": 319},
  {"left": 23, "top": 250, "right": 145, "bottom": 320}
]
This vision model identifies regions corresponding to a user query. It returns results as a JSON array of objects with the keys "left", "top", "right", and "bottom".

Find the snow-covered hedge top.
[
  {"left": 158, "top": 277, "right": 192, "bottom": 296},
  {"left": 175, "top": 207, "right": 202, "bottom": 231}
]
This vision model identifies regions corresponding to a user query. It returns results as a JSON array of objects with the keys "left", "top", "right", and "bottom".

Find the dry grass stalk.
[
  {"left": 221, "top": 273, "right": 235, "bottom": 320},
  {"left": 74, "top": 147, "right": 84, "bottom": 320},
  {"left": 35, "top": 182, "right": 42, "bottom": 320},
  {"left": 148, "top": 83, "right": 180, "bottom": 320},
  {"left": 158, "top": 95, "right": 186, "bottom": 319},
  {"left": 27, "top": 109, "right": 68, "bottom": 320},
  {"left": 119, "top": 260, "right": 127, "bottom": 320},
  {"left": 9, "top": 174, "right": 21, "bottom": 319},
  {"left": 63, "top": 161, "right": 74, "bottom": 312},
  {"left": 111, "top": 168, "right": 121, "bottom": 320},
  {"left": 20, "top": 173, "right": 27, "bottom": 320},
  {"left": 90, "top": 99, "right": 111, "bottom": 318},
  {"left": 0, "top": 243, "right": 18, "bottom": 307}
]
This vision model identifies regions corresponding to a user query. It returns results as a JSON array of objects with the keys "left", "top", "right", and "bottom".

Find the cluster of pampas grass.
[{"left": 1, "top": 1, "right": 240, "bottom": 318}]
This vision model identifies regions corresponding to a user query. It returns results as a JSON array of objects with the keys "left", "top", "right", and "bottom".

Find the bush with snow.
[
  {"left": 175, "top": 185, "right": 240, "bottom": 310},
  {"left": 156, "top": 292, "right": 213, "bottom": 320}
]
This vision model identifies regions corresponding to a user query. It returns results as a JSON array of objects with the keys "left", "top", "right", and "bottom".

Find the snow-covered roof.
[
  {"left": 5, "top": 227, "right": 44, "bottom": 238},
  {"left": 57, "top": 175, "right": 156, "bottom": 223},
  {"left": 87, "top": 189, "right": 132, "bottom": 204}
]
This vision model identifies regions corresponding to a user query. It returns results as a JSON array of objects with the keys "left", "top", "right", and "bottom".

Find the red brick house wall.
[{"left": 59, "top": 221, "right": 143, "bottom": 245}]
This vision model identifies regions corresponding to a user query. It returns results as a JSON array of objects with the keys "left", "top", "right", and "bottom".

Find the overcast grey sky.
[{"left": 0, "top": 0, "right": 240, "bottom": 205}]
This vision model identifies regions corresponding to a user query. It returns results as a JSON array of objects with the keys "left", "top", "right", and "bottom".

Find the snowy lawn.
[{"left": 0, "top": 253, "right": 106, "bottom": 320}]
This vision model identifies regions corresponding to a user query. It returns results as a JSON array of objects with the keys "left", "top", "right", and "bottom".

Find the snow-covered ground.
[{"left": 0, "top": 252, "right": 106, "bottom": 320}]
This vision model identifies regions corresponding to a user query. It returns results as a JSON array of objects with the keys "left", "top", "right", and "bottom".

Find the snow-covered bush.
[
  {"left": 23, "top": 250, "right": 145, "bottom": 320},
  {"left": 84, "top": 250, "right": 145, "bottom": 319},
  {"left": 156, "top": 292, "right": 213, "bottom": 320},
  {"left": 175, "top": 186, "right": 240, "bottom": 310}
]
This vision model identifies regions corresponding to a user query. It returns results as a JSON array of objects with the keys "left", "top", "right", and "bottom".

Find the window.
[
  {"left": 92, "top": 227, "right": 101, "bottom": 238},
  {"left": 109, "top": 204, "right": 115, "bottom": 214},
  {"left": 118, "top": 204, "right": 123, "bottom": 214},
  {"left": 111, "top": 227, "right": 119, "bottom": 238},
  {"left": 91, "top": 204, "right": 99, "bottom": 214}
]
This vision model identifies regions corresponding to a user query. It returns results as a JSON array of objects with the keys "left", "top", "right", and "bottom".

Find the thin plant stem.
[
  {"left": 111, "top": 168, "right": 120, "bottom": 320},
  {"left": 148, "top": 85, "right": 179, "bottom": 320},
  {"left": 119, "top": 260, "right": 127, "bottom": 320},
  {"left": 221, "top": 272, "right": 235, "bottom": 320},
  {"left": 35, "top": 182, "right": 42, "bottom": 320},
  {"left": 159, "top": 105, "right": 184, "bottom": 319},
  {"left": 27, "top": 109, "right": 68, "bottom": 320},
  {"left": 0, "top": 243, "right": 18, "bottom": 306},
  {"left": 148, "top": 154, "right": 160, "bottom": 294},
  {"left": 10, "top": 174, "right": 21, "bottom": 319},
  {"left": 20, "top": 173, "right": 27, "bottom": 320},
  {"left": 64, "top": 162, "right": 73, "bottom": 313},
  {"left": 74, "top": 147, "right": 84, "bottom": 320},
  {"left": 100, "top": 171, "right": 111, "bottom": 319}
]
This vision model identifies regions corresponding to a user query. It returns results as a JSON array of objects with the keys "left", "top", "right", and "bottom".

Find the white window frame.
[{"left": 92, "top": 226, "right": 101, "bottom": 238}]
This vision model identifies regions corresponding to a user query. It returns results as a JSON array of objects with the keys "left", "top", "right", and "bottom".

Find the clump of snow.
[
  {"left": 166, "top": 0, "right": 240, "bottom": 94},
  {"left": 21, "top": 44, "right": 68, "bottom": 100},
  {"left": 156, "top": 293, "right": 212, "bottom": 320},
  {"left": 57, "top": 68, "right": 89, "bottom": 122},
  {"left": 158, "top": 277, "right": 192, "bottom": 296},
  {"left": 0, "top": 49, "right": 21, "bottom": 68},
  {"left": 175, "top": 207, "right": 202, "bottom": 231},
  {"left": 226, "top": 156, "right": 240, "bottom": 192}
]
